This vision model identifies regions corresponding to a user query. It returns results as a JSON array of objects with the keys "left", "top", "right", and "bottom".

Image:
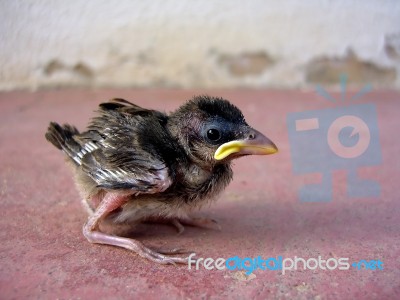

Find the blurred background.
[
  {"left": 2, "top": 2, "right": 400, "bottom": 299},
  {"left": 1, "top": 0, "right": 399, "bottom": 91}
]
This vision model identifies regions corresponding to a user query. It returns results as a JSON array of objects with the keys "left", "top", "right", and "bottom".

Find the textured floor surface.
[{"left": 0, "top": 89, "right": 399, "bottom": 299}]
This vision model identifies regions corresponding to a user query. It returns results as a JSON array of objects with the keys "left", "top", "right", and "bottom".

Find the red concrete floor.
[{"left": 0, "top": 88, "right": 399, "bottom": 299}]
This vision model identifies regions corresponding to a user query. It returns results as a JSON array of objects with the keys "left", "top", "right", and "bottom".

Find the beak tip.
[
  {"left": 266, "top": 144, "right": 278, "bottom": 155},
  {"left": 272, "top": 143, "right": 278, "bottom": 154}
]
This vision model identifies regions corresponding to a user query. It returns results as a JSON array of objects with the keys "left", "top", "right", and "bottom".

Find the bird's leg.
[
  {"left": 83, "top": 192, "right": 192, "bottom": 264},
  {"left": 171, "top": 216, "right": 221, "bottom": 234}
]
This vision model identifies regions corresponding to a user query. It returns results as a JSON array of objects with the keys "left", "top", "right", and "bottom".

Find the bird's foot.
[
  {"left": 171, "top": 216, "right": 221, "bottom": 234},
  {"left": 84, "top": 230, "right": 194, "bottom": 265},
  {"left": 82, "top": 192, "right": 195, "bottom": 265}
]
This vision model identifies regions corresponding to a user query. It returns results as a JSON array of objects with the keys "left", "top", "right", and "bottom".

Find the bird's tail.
[{"left": 45, "top": 122, "right": 82, "bottom": 165}]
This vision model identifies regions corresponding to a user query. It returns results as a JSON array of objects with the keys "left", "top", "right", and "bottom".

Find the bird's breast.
[
  {"left": 170, "top": 162, "right": 233, "bottom": 205},
  {"left": 183, "top": 164, "right": 213, "bottom": 186}
]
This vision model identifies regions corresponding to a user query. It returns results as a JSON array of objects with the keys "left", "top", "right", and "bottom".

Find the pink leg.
[{"left": 83, "top": 192, "right": 193, "bottom": 264}]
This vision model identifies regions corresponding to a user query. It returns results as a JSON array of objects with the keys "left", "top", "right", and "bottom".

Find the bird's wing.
[{"left": 73, "top": 98, "right": 176, "bottom": 193}]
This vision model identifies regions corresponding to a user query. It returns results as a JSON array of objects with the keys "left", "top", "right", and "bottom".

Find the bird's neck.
[{"left": 177, "top": 160, "right": 231, "bottom": 188}]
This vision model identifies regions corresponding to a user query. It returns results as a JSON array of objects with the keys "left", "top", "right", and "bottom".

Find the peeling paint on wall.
[
  {"left": 1, "top": 1, "right": 399, "bottom": 90},
  {"left": 43, "top": 60, "right": 65, "bottom": 76},
  {"left": 385, "top": 33, "right": 400, "bottom": 61},
  {"left": 44, "top": 60, "right": 93, "bottom": 79},
  {"left": 218, "top": 52, "right": 274, "bottom": 77},
  {"left": 305, "top": 50, "right": 397, "bottom": 86}
]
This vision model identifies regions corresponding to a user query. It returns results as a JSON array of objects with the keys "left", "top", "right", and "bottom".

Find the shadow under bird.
[{"left": 45, "top": 96, "right": 278, "bottom": 264}]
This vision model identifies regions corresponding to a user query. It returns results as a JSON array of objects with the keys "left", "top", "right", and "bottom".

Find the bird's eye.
[{"left": 207, "top": 128, "right": 221, "bottom": 141}]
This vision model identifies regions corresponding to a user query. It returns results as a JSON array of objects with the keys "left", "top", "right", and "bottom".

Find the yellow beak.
[{"left": 214, "top": 129, "right": 278, "bottom": 160}]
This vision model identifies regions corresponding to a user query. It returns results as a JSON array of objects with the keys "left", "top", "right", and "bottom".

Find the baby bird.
[{"left": 45, "top": 96, "right": 278, "bottom": 264}]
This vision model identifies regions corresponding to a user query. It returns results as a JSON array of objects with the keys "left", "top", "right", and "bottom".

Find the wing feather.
[{"left": 73, "top": 99, "right": 175, "bottom": 194}]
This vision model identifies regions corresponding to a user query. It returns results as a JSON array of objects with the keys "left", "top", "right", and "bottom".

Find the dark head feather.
[
  {"left": 172, "top": 95, "right": 246, "bottom": 125},
  {"left": 195, "top": 95, "right": 245, "bottom": 124}
]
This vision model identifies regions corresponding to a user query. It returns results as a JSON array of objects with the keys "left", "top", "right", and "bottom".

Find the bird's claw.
[
  {"left": 132, "top": 243, "right": 194, "bottom": 265},
  {"left": 170, "top": 216, "right": 221, "bottom": 234},
  {"left": 83, "top": 229, "right": 194, "bottom": 265},
  {"left": 171, "top": 219, "right": 185, "bottom": 235},
  {"left": 151, "top": 246, "right": 193, "bottom": 255}
]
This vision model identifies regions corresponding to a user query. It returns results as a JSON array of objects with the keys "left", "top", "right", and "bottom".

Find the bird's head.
[{"left": 168, "top": 96, "right": 278, "bottom": 167}]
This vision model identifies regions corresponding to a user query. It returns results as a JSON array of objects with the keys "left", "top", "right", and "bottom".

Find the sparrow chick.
[{"left": 45, "top": 96, "right": 278, "bottom": 264}]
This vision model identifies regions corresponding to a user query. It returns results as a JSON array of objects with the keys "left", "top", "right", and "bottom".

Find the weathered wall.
[{"left": 1, "top": 1, "right": 399, "bottom": 90}]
